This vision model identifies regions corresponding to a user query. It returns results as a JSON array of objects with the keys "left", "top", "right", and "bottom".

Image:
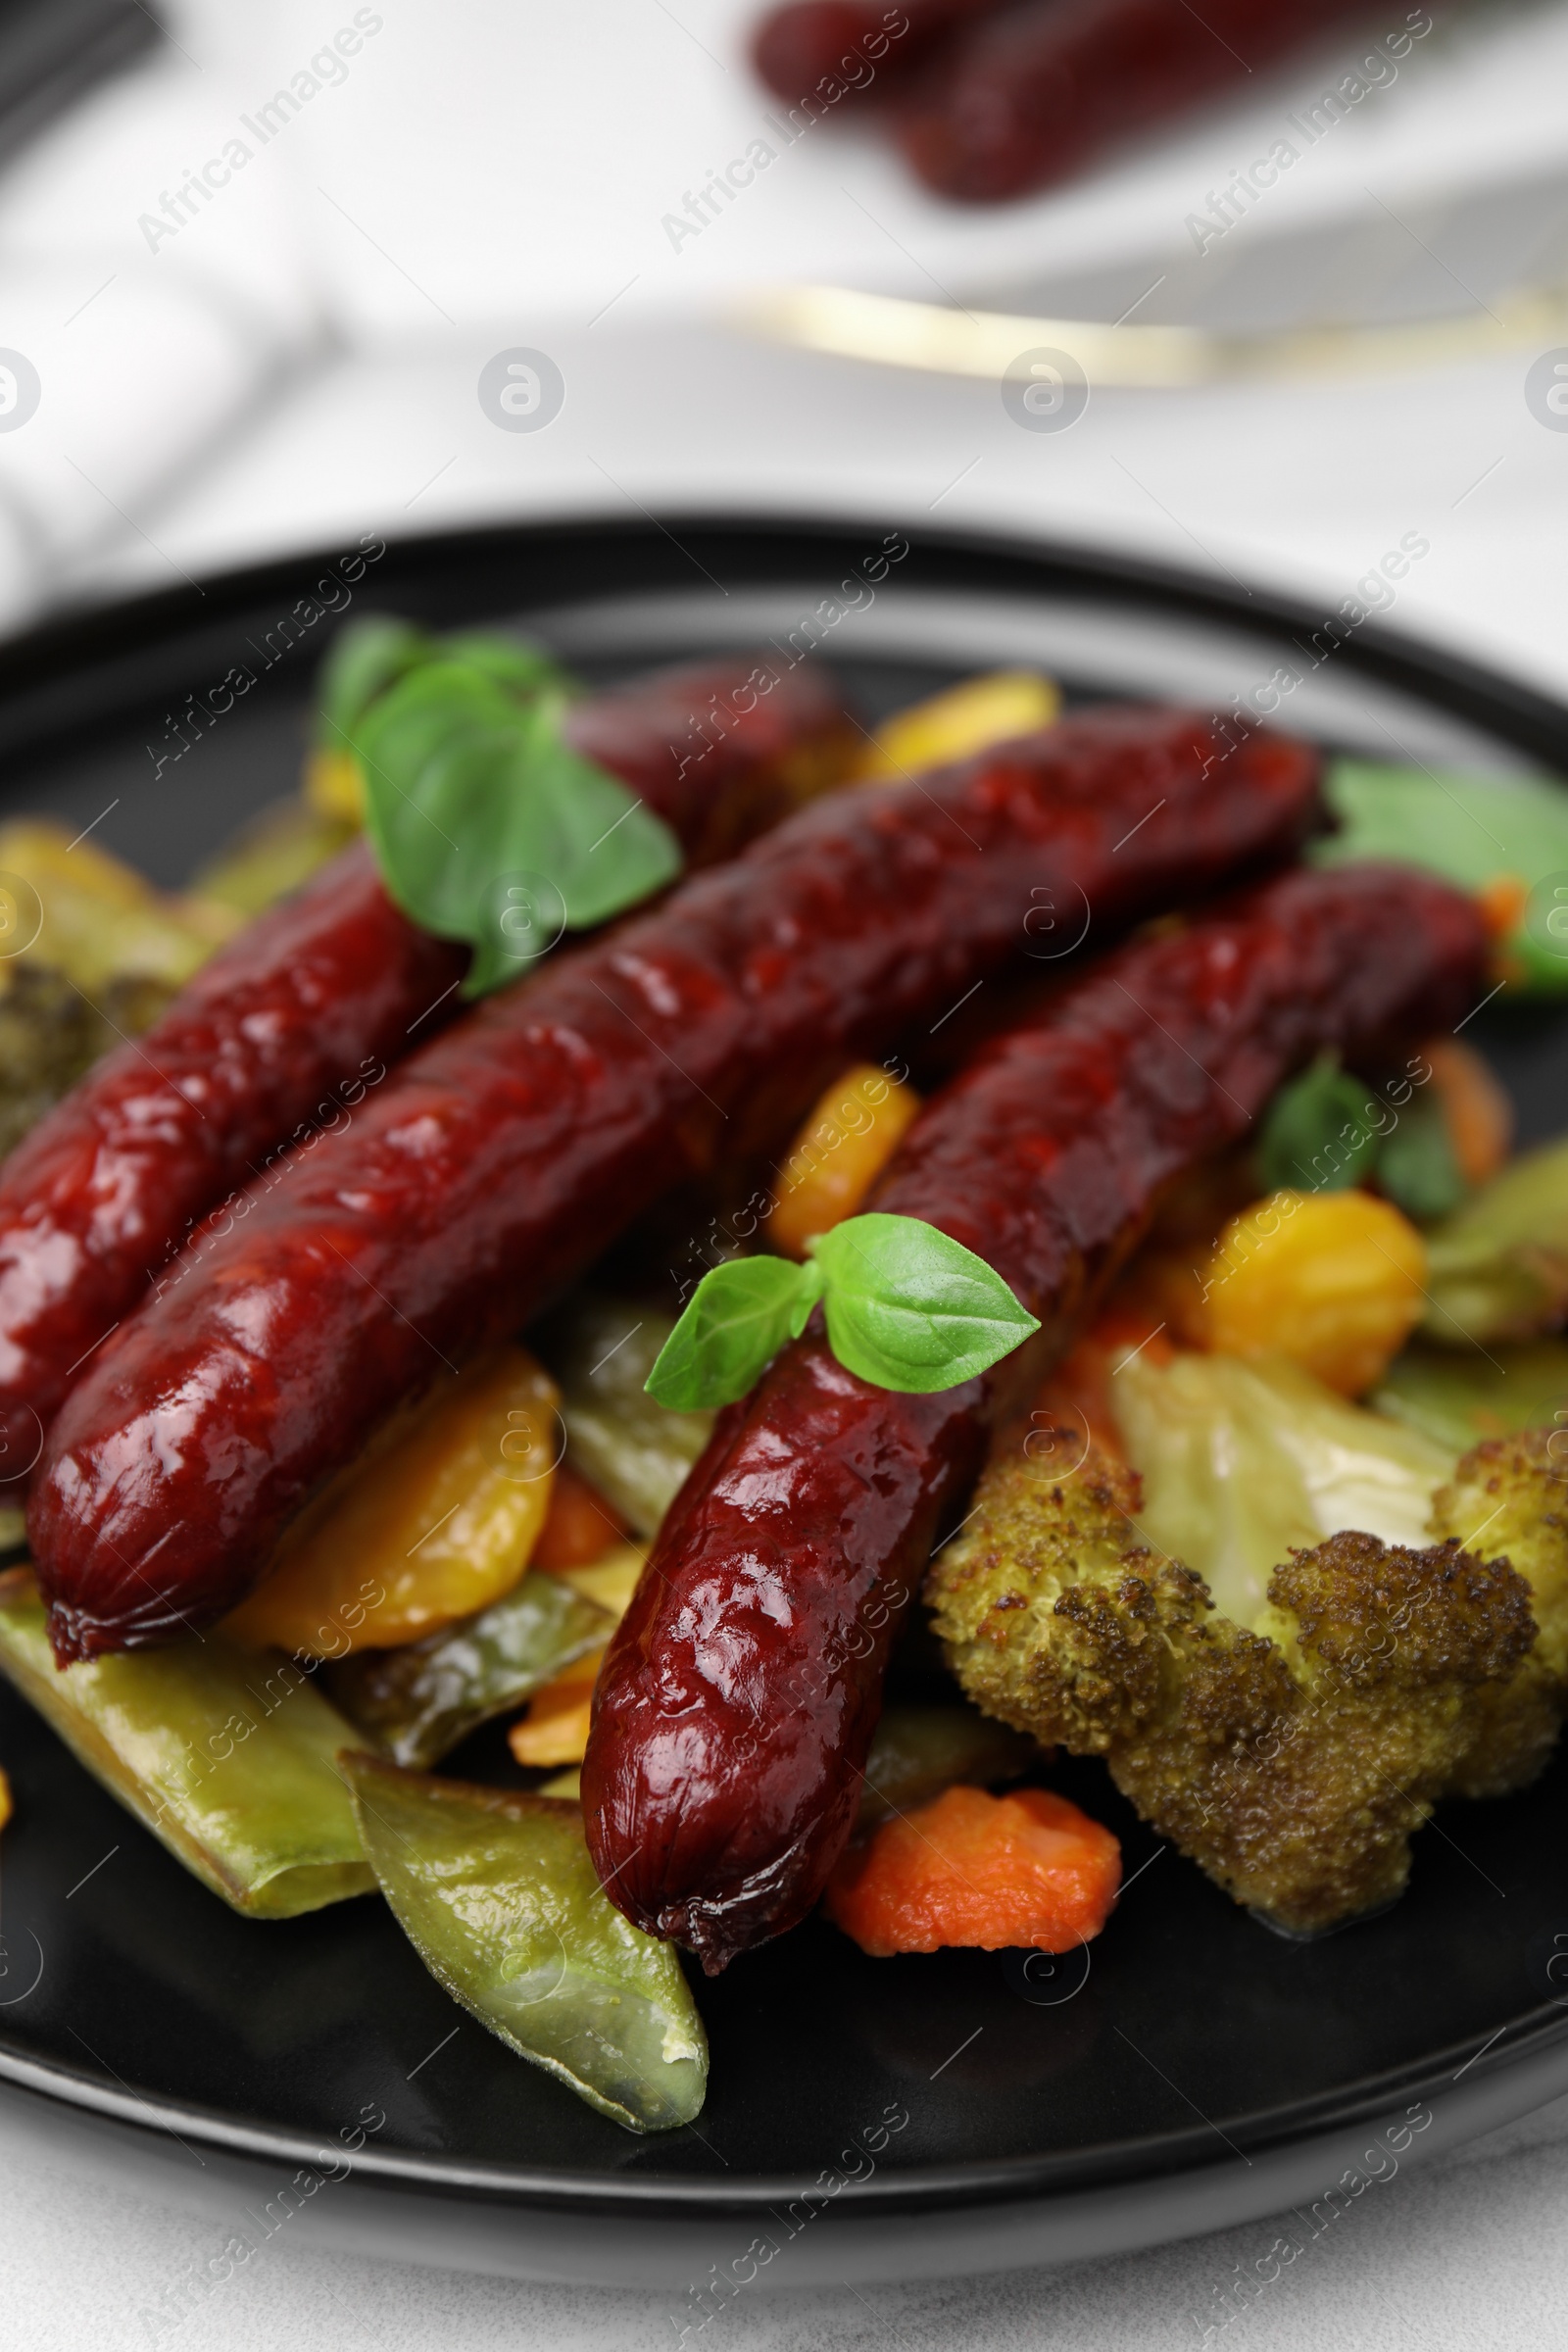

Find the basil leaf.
[
  {"left": 1257, "top": 1054, "right": 1382, "bottom": 1194},
  {"left": 645, "top": 1257, "right": 821, "bottom": 1410},
  {"left": 315, "top": 615, "right": 564, "bottom": 751},
  {"left": 811, "top": 1214, "right": 1041, "bottom": 1393},
  {"left": 317, "top": 616, "right": 429, "bottom": 750},
  {"left": 437, "top": 631, "right": 564, "bottom": 700},
  {"left": 1377, "top": 1092, "right": 1467, "bottom": 1222},
  {"left": 356, "top": 670, "right": 683, "bottom": 1001}
]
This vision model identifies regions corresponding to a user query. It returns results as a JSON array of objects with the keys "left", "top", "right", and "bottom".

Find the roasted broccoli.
[{"left": 926, "top": 1424, "right": 1568, "bottom": 1935}]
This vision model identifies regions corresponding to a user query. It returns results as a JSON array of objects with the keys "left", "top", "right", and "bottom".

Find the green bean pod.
[
  {"left": 0, "top": 1569, "right": 371, "bottom": 1917},
  {"left": 327, "top": 1569, "right": 612, "bottom": 1769},
  {"left": 341, "top": 1753, "right": 708, "bottom": 2132}
]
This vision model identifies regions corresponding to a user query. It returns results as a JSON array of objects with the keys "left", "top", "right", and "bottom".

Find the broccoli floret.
[
  {"left": 1429, "top": 1430, "right": 1568, "bottom": 1798},
  {"left": 927, "top": 1426, "right": 1557, "bottom": 1936}
]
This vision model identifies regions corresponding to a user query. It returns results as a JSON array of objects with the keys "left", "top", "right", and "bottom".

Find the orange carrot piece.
[
  {"left": 530, "top": 1462, "right": 631, "bottom": 1572},
  {"left": 823, "top": 1784, "right": 1120, "bottom": 1957},
  {"left": 507, "top": 1647, "right": 604, "bottom": 1768},
  {"left": 1422, "top": 1038, "right": 1513, "bottom": 1188}
]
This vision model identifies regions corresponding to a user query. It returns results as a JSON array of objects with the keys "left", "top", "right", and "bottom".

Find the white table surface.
[{"left": 2, "top": 4, "right": 1568, "bottom": 2344}]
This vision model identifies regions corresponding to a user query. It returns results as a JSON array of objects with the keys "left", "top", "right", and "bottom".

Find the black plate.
[{"left": 3, "top": 516, "right": 1568, "bottom": 2290}]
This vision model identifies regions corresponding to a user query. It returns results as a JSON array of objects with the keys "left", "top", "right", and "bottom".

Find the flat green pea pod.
[
  {"left": 341, "top": 1754, "right": 708, "bottom": 2132},
  {"left": 1422, "top": 1138, "right": 1568, "bottom": 1346},
  {"left": 540, "top": 1295, "right": 714, "bottom": 1537},
  {"left": 0, "top": 1569, "right": 371, "bottom": 1917},
  {"left": 858, "top": 1705, "right": 1036, "bottom": 1826},
  {"left": 327, "top": 1570, "right": 612, "bottom": 1769},
  {"left": 1373, "top": 1338, "right": 1568, "bottom": 1452}
]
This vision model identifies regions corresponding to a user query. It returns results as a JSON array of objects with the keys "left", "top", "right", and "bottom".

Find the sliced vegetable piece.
[
  {"left": 1422, "top": 1138, "right": 1568, "bottom": 1346},
  {"left": 530, "top": 1461, "right": 632, "bottom": 1571},
  {"left": 554, "top": 1544, "right": 647, "bottom": 1621},
  {"left": 1374, "top": 1338, "right": 1568, "bottom": 1453},
  {"left": 508, "top": 1659, "right": 601, "bottom": 1769},
  {"left": 1200, "top": 1189, "right": 1427, "bottom": 1396},
  {"left": 341, "top": 1754, "right": 708, "bottom": 2132},
  {"left": 1112, "top": 1350, "right": 1454, "bottom": 1625},
  {"left": 225, "top": 1347, "right": 561, "bottom": 1657},
  {"left": 1423, "top": 1040, "right": 1513, "bottom": 1187},
  {"left": 0, "top": 818, "right": 237, "bottom": 994},
  {"left": 543, "top": 1298, "right": 714, "bottom": 1538},
  {"left": 856, "top": 1705, "right": 1035, "bottom": 1826},
  {"left": 823, "top": 1784, "right": 1120, "bottom": 1957},
  {"left": 326, "top": 1571, "right": 612, "bottom": 1770},
  {"left": 853, "top": 669, "right": 1059, "bottom": 782},
  {"left": 0, "top": 1570, "right": 370, "bottom": 1917},
  {"left": 1315, "top": 760, "right": 1568, "bottom": 995},
  {"left": 770, "top": 1062, "right": 922, "bottom": 1258}
]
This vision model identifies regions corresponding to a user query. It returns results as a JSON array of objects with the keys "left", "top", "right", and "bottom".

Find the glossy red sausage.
[
  {"left": 893, "top": 0, "right": 1381, "bottom": 203},
  {"left": 583, "top": 864, "right": 1489, "bottom": 1970},
  {"left": 0, "top": 656, "right": 851, "bottom": 1451},
  {"left": 32, "top": 706, "right": 1319, "bottom": 1659}
]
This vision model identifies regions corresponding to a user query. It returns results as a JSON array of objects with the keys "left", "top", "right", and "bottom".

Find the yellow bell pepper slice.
[
  {"left": 1200, "top": 1190, "right": 1428, "bottom": 1397},
  {"left": 770, "top": 1062, "right": 922, "bottom": 1259},
  {"left": 854, "top": 669, "right": 1059, "bottom": 782},
  {"left": 226, "top": 1346, "right": 561, "bottom": 1656}
]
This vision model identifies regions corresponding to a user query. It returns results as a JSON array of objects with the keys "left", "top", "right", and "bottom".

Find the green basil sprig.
[
  {"left": 354, "top": 661, "right": 683, "bottom": 1000},
  {"left": 645, "top": 1214, "right": 1042, "bottom": 1410},
  {"left": 315, "top": 613, "right": 563, "bottom": 754}
]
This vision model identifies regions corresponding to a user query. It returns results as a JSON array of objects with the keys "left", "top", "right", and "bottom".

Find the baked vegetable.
[
  {"left": 327, "top": 1569, "right": 612, "bottom": 1770},
  {"left": 1422, "top": 1137, "right": 1568, "bottom": 1346},
  {"left": 223, "top": 1346, "right": 562, "bottom": 1656},
  {"left": 925, "top": 1424, "right": 1566, "bottom": 1936},
  {"left": 769, "top": 1063, "right": 923, "bottom": 1257},
  {"left": 583, "top": 863, "right": 1487, "bottom": 1969},
  {"left": 1373, "top": 1339, "right": 1568, "bottom": 1454},
  {"left": 0, "top": 1569, "right": 370, "bottom": 1917},
  {"left": 852, "top": 669, "right": 1059, "bottom": 782},
  {"left": 341, "top": 1754, "right": 708, "bottom": 2133},
  {"left": 1198, "top": 1189, "right": 1428, "bottom": 1396},
  {"left": 36, "top": 706, "right": 1323, "bottom": 1656},
  {"left": 1112, "top": 1350, "right": 1454, "bottom": 1625},
  {"left": 823, "top": 1783, "right": 1120, "bottom": 1957}
]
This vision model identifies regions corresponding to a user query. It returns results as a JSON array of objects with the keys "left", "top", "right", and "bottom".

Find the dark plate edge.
[{"left": 0, "top": 512, "right": 1564, "bottom": 770}]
